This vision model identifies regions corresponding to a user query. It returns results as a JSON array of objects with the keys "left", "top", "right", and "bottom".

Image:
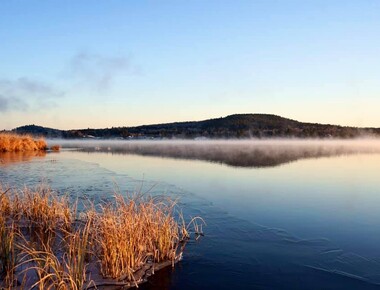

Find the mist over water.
[{"left": 49, "top": 138, "right": 380, "bottom": 167}]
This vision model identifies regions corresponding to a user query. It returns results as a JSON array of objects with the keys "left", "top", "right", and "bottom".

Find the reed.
[
  {"left": 65, "top": 218, "right": 93, "bottom": 289},
  {"left": 0, "top": 184, "right": 203, "bottom": 289},
  {"left": 0, "top": 133, "right": 47, "bottom": 152},
  {"left": 0, "top": 188, "right": 18, "bottom": 288},
  {"left": 0, "top": 222, "right": 18, "bottom": 289},
  {"left": 18, "top": 221, "right": 93, "bottom": 290},
  {"left": 21, "top": 185, "right": 73, "bottom": 233},
  {"left": 0, "top": 185, "right": 78, "bottom": 289},
  {"left": 92, "top": 194, "right": 186, "bottom": 282},
  {"left": 50, "top": 145, "right": 61, "bottom": 152}
]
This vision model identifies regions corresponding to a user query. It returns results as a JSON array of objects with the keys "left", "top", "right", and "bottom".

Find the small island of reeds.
[
  {"left": 0, "top": 133, "right": 47, "bottom": 152},
  {"left": 0, "top": 184, "right": 203, "bottom": 289}
]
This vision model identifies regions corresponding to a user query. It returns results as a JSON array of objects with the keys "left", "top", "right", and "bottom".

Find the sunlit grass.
[
  {"left": 92, "top": 194, "right": 187, "bottom": 282},
  {"left": 0, "top": 217, "right": 17, "bottom": 288},
  {"left": 50, "top": 145, "right": 61, "bottom": 152},
  {"left": 0, "top": 184, "right": 203, "bottom": 289},
  {"left": 0, "top": 187, "right": 18, "bottom": 288},
  {"left": 0, "top": 133, "right": 47, "bottom": 152},
  {"left": 21, "top": 185, "right": 74, "bottom": 233},
  {"left": 17, "top": 219, "right": 93, "bottom": 290}
]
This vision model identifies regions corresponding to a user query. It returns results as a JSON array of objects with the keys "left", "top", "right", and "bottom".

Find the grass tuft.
[
  {"left": 50, "top": 145, "right": 61, "bottom": 152},
  {"left": 92, "top": 194, "right": 186, "bottom": 281},
  {"left": 0, "top": 184, "right": 203, "bottom": 289}
]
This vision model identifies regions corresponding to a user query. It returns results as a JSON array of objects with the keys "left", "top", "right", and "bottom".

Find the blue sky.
[{"left": 1, "top": 0, "right": 379, "bottom": 129}]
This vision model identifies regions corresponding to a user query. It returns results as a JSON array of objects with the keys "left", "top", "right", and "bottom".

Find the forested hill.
[
  {"left": 10, "top": 114, "right": 380, "bottom": 139},
  {"left": 12, "top": 125, "right": 66, "bottom": 138}
]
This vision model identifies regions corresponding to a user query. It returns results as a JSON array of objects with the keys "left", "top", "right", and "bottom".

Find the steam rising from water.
[{"left": 49, "top": 139, "right": 380, "bottom": 168}]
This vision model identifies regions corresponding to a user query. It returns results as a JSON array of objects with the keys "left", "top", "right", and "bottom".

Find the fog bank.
[{"left": 48, "top": 139, "right": 380, "bottom": 168}]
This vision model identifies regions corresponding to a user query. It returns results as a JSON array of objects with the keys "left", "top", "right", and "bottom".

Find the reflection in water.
[
  {"left": 140, "top": 267, "right": 173, "bottom": 290},
  {"left": 51, "top": 139, "right": 380, "bottom": 167},
  {"left": 0, "top": 151, "right": 47, "bottom": 166}
]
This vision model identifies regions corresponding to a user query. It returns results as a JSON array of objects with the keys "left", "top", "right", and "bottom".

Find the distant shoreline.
[{"left": 5, "top": 114, "right": 380, "bottom": 139}]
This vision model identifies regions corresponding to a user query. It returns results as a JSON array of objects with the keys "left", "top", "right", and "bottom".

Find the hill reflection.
[{"left": 54, "top": 139, "right": 380, "bottom": 168}]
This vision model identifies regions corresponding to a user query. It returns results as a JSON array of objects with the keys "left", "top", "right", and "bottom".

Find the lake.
[{"left": 1, "top": 140, "right": 380, "bottom": 289}]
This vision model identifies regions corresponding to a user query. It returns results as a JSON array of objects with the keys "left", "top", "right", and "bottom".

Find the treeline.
[{"left": 11, "top": 114, "right": 380, "bottom": 139}]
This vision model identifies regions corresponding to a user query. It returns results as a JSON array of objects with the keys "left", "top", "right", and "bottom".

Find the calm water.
[{"left": 2, "top": 140, "right": 380, "bottom": 289}]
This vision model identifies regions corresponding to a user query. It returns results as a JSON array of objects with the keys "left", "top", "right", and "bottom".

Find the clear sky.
[{"left": 1, "top": 0, "right": 379, "bottom": 130}]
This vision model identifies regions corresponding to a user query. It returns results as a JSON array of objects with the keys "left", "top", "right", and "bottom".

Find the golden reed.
[
  {"left": 0, "top": 184, "right": 202, "bottom": 289},
  {"left": 0, "top": 133, "right": 47, "bottom": 152}
]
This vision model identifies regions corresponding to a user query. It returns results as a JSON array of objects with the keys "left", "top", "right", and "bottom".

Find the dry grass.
[
  {"left": 18, "top": 219, "right": 93, "bottom": 290},
  {"left": 0, "top": 133, "right": 47, "bottom": 153},
  {"left": 21, "top": 185, "right": 74, "bottom": 233},
  {"left": 92, "top": 194, "right": 186, "bottom": 282},
  {"left": 0, "top": 185, "right": 82, "bottom": 289},
  {"left": 0, "top": 217, "right": 17, "bottom": 288},
  {"left": 50, "top": 145, "right": 61, "bottom": 152},
  {"left": 0, "top": 188, "right": 18, "bottom": 288},
  {"left": 0, "top": 184, "right": 203, "bottom": 289}
]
